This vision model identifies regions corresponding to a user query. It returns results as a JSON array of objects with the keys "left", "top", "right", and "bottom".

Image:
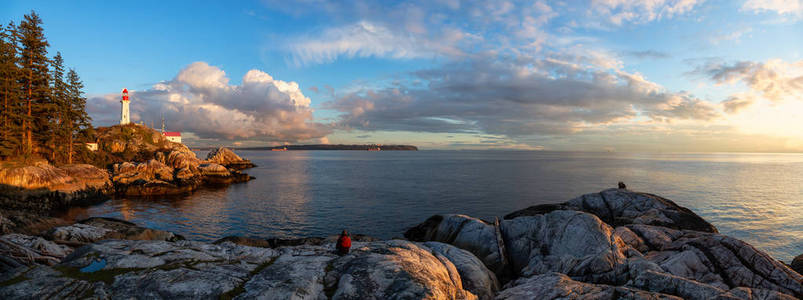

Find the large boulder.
[
  {"left": 405, "top": 215, "right": 508, "bottom": 280},
  {"left": 505, "top": 188, "right": 717, "bottom": 233},
  {"left": 205, "top": 147, "right": 255, "bottom": 170},
  {"left": 500, "top": 210, "right": 637, "bottom": 284},
  {"left": 425, "top": 241, "right": 500, "bottom": 300}
]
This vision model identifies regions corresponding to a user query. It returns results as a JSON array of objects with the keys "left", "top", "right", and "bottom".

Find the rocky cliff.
[{"left": 0, "top": 188, "right": 800, "bottom": 299}]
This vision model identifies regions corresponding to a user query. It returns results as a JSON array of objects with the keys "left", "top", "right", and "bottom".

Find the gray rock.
[
  {"left": 505, "top": 188, "right": 717, "bottom": 233},
  {"left": 499, "top": 210, "right": 632, "bottom": 284},
  {"left": 496, "top": 272, "right": 682, "bottom": 300},
  {"left": 627, "top": 224, "right": 803, "bottom": 298},
  {"left": 0, "top": 233, "right": 72, "bottom": 266},
  {"left": 324, "top": 240, "right": 478, "bottom": 300},
  {"left": 44, "top": 218, "right": 182, "bottom": 245},
  {"left": 425, "top": 241, "right": 500, "bottom": 300},
  {"left": 792, "top": 254, "right": 803, "bottom": 275},
  {"left": 405, "top": 214, "right": 507, "bottom": 278}
]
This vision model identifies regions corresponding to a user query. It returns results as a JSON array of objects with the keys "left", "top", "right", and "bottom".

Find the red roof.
[
  {"left": 163, "top": 132, "right": 181, "bottom": 137},
  {"left": 122, "top": 88, "right": 128, "bottom": 93}
]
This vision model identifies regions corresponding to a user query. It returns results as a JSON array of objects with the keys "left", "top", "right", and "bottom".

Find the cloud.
[
  {"left": 325, "top": 53, "right": 719, "bottom": 138},
  {"left": 624, "top": 50, "right": 671, "bottom": 59},
  {"left": 289, "top": 21, "right": 466, "bottom": 65},
  {"left": 695, "top": 59, "right": 803, "bottom": 102},
  {"left": 742, "top": 0, "right": 803, "bottom": 17},
  {"left": 721, "top": 95, "right": 756, "bottom": 113},
  {"left": 87, "top": 62, "right": 330, "bottom": 144},
  {"left": 589, "top": 0, "right": 704, "bottom": 26}
]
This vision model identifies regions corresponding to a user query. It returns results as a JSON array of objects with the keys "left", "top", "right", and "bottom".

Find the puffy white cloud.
[{"left": 87, "top": 62, "right": 330, "bottom": 144}]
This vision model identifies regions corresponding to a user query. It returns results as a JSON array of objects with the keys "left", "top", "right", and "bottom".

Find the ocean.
[{"left": 59, "top": 150, "right": 803, "bottom": 262}]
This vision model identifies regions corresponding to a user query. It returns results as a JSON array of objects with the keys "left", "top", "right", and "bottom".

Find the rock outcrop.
[
  {"left": 505, "top": 188, "right": 718, "bottom": 233},
  {"left": 1, "top": 188, "right": 800, "bottom": 299},
  {"left": 792, "top": 254, "right": 803, "bottom": 275},
  {"left": 409, "top": 189, "right": 802, "bottom": 299},
  {"left": 44, "top": 218, "right": 183, "bottom": 245},
  {"left": 111, "top": 148, "right": 253, "bottom": 196},
  {"left": 205, "top": 147, "right": 256, "bottom": 170},
  {"left": 0, "top": 161, "right": 111, "bottom": 213},
  {"left": 0, "top": 239, "right": 496, "bottom": 299}
]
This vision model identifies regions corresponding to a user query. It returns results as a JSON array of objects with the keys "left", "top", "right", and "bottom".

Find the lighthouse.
[{"left": 120, "top": 88, "right": 130, "bottom": 125}]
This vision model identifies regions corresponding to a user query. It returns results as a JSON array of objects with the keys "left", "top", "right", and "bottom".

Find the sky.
[{"left": 2, "top": 0, "right": 803, "bottom": 151}]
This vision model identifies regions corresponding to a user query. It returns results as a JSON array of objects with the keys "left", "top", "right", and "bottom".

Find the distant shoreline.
[{"left": 192, "top": 144, "right": 418, "bottom": 151}]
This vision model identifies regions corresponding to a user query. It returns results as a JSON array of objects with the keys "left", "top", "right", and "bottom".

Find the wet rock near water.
[{"left": 792, "top": 254, "right": 803, "bottom": 275}]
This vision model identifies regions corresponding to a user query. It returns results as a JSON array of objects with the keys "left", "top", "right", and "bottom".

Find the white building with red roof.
[{"left": 163, "top": 131, "right": 181, "bottom": 144}]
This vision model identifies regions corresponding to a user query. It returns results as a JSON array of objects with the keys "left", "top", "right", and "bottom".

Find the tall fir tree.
[
  {"left": 50, "top": 52, "right": 68, "bottom": 161},
  {"left": 17, "top": 11, "right": 51, "bottom": 156},
  {"left": 0, "top": 22, "right": 23, "bottom": 158},
  {"left": 65, "top": 68, "right": 90, "bottom": 164}
]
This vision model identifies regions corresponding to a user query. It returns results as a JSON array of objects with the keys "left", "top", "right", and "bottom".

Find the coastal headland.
[
  {"left": 0, "top": 183, "right": 800, "bottom": 299},
  {"left": 206, "top": 144, "right": 419, "bottom": 151}
]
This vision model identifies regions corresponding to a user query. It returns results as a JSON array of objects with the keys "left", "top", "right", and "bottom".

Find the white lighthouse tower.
[{"left": 120, "top": 88, "right": 130, "bottom": 125}]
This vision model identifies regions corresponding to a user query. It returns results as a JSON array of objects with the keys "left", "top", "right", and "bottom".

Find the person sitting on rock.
[
  {"left": 618, "top": 181, "right": 626, "bottom": 189},
  {"left": 336, "top": 230, "right": 351, "bottom": 255}
]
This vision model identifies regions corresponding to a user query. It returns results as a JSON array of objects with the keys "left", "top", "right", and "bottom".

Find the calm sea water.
[{"left": 60, "top": 151, "right": 803, "bottom": 262}]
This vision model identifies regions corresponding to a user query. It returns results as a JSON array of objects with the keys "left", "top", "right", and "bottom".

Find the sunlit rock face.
[
  {"left": 205, "top": 147, "right": 256, "bottom": 170},
  {"left": 0, "top": 161, "right": 111, "bottom": 212}
]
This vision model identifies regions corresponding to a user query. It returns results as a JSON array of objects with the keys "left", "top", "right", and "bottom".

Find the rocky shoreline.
[{"left": 0, "top": 188, "right": 800, "bottom": 299}]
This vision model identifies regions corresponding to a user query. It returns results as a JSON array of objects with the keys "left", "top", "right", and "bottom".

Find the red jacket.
[{"left": 337, "top": 235, "right": 351, "bottom": 249}]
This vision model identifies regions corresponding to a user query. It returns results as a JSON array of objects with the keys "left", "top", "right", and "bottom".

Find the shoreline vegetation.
[{"left": 0, "top": 187, "right": 800, "bottom": 299}]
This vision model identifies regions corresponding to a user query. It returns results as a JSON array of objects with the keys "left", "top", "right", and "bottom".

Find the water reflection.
[{"left": 60, "top": 151, "right": 803, "bottom": 262}]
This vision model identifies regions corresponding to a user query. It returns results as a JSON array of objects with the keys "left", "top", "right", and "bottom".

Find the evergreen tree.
[
  {"left": 65, "top": 68, "right": 90, "bottom": 164},
  {"left": 49, "top": 52, "right": 68, "bottom": 161},
  {"left": 0, "top": 22, "right": 23, "bottom": 158},
  {"left": 17, "top": 11, "right": 51, "bottom": 156}
]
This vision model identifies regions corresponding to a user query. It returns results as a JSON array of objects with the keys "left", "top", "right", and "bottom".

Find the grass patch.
[
  {"left": 218, "top": 257, "right": 278, "bottom": 300},
  {"left": 54, "top": 265, "right": 143, "bottom": 285}
]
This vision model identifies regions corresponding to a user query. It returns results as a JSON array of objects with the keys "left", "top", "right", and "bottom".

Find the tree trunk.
[
  {"left": 68, "top": 124, "right": 73, "bottom": 164},
  {"left": 26, "top": 59, "right": 32, "bottom": 154}
]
